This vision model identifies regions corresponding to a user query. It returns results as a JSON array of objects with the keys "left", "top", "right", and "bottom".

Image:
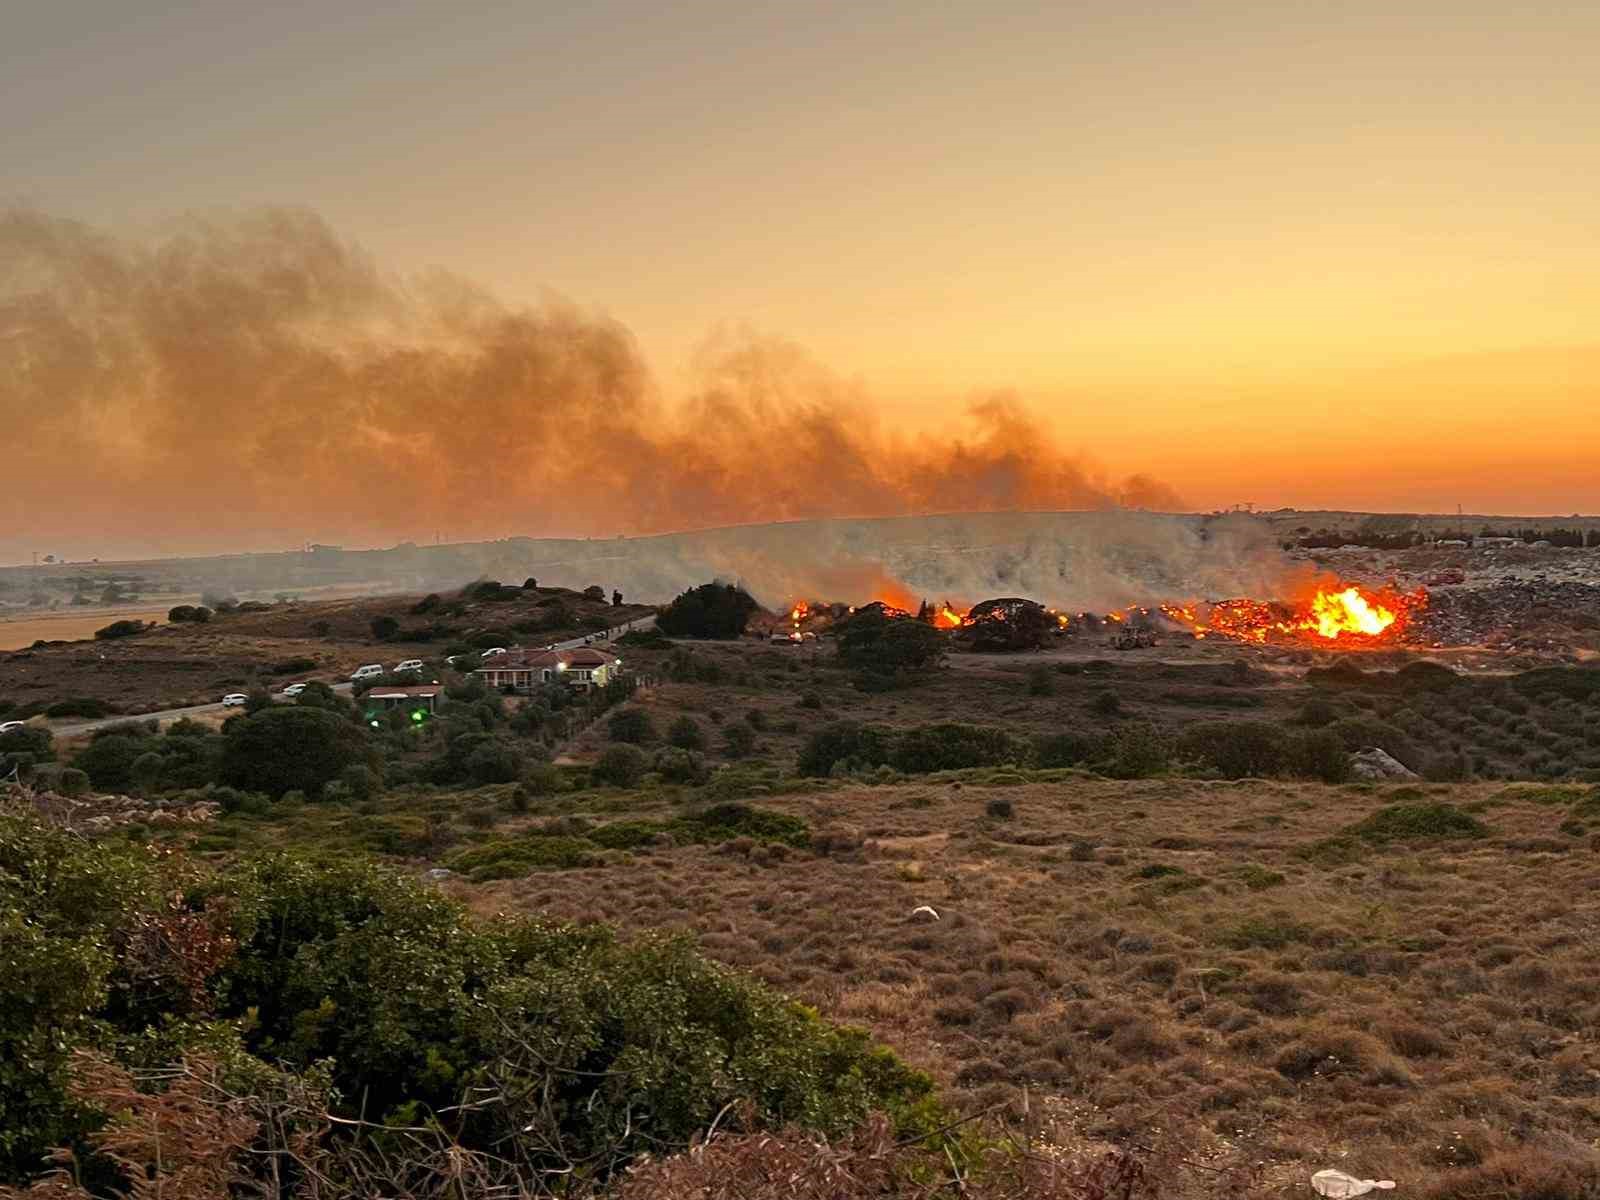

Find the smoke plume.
[{"left": 3, "top": 206, "right": 1182, "bottom": 558}]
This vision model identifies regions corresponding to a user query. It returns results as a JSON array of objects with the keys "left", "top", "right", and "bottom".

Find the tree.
[
  {"left": 583, "top": 585, "right": 606, "bottom": 602},
  {"left": 836, "top": 612, "right": 945, "bottom": 679},
  {"left": 370, "top": 615, "right": 400, "bottom": 642},
  {"left": 608, "top": 708, "right": 656, "bottom": 745},
  {"left": 656, "top": 583, "right": 758, "bottom": 639},
  {"left": 593, "top": 743, "right": 648, "bottom": 788},
  {"left": 74, "top": 730, "right": 162, "bottom": 792},
  {"left": 667, "top": 716, "right": 706, "bottom": 751},
  {"left": 220, "top": 706, "right": 380, "bottom": 798},
  {"left": 722, "top": 722, "right": 756, "bottom": 759},
  {"left": 612, "top": 590, "right": 623, "bottom": 606}
]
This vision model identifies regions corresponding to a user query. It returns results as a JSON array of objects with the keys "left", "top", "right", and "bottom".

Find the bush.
[
  {"left": 1348, "top": 803, "right": 1488, "bottom": 844},
  {"left": 667, "top": 716, "right": 706, "bottom": 751},
  {"left": 211, "top": 853, "right": 935, "bottom": 1164},
  {"left": 219, "top": 706, "right": 382, "bottom": 799},
  {"left": 1033, "top": 731, "right": 1101, "bottom": 768},
  {"left": 1090, "top": 689, "right": 1122, "bottom": 717},
  {"left": 797, "top": 722, "right": 890, "bottom": 777},
  {"left": 1103, "top": 722, "right": 1169, "bottom": 779},
  {"left": 370, "top": 615, "right": 401, "bottom": 642},
  {"left": 985, "top": 797, "right": 1014, "bottom": 819},
  {"left": 607, "top": 708, "right": 656, "bottom": 745},
  {"left": 593, "top": 743, "right": 649, "bottom": 788},
  {"left": 341, "top": 763, "right": 378, "bottom": 801},
  {"left": 836, "top": 612, "right": 946, "bottom": 679},
  {"left": 653, "top": 747, "right": 710, "bottom": 785},
  {"left": 166, "top": 604, "right": 211, "bottom": 623},
  {"left": 57, "top": 768, "right": 89, "bottom": 797},
  {"left": 1026, "top": 666, "right": 1055, "bottom": 696},
  {"left": 1178, "top": 721, "right": 1287, "bottom": 778},
  {"left": 93, "top": 619, "right": 148, "bottom": 640},
  {"left": 1285, "top": 728, "right": 1352, "bottom": 782},
  {"left": 889, "top": 724, "right": 1016, "bottom": 774},
  {"left": 656, "top": 583, "right": 759, "bottom": 639},
  {"left": 43, "top": 698, "right": 115, "bottom": 719},
  {"left": 722, "top": 722, "right": 757, "bottom": 759},
  {"left": 74, "top": 731, "right": 161, "bottom": 791}
]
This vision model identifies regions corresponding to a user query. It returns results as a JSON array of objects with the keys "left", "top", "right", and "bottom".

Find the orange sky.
[{"left": 4, "top": 0, "right": 1599, "bottom": 548}]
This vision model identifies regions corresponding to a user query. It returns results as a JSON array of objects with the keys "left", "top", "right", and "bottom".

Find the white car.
[
  {"left": 221, "top": 693, "right": 249, "bottom": 707},
  {"left": 0, "top": 720, "right": 27, "bottom": 734},
  {"left": 393, "top": 659, "right": 425, "bottom": 674},
  {"left": 281, "top": 683, "right": 309, "bottom": 697},
  {"left": 480, "top": 647, "right": 507, "bottom": 658},
  {"left": 350, "top": 664, "right": 384, "bottom": 681}
]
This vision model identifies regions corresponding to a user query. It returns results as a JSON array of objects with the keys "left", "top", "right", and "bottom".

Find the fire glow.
[{"left": 1160, "top": 583, "right": 1426, "bottom": 645}]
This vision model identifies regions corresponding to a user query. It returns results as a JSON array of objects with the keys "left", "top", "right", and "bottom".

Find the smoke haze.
[{"left": 3, "top": 206, "right": 1182, "bottom": 563}]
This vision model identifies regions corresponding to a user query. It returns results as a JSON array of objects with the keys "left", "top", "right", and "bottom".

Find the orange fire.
[
  {"left": 1160, "top": 583, "right": 1425, "bottom": 645},
  {"left": 936, "top": 605, "right": 963, "bottom": 629},
  {"left": 790, "top": 600, "right": 809, "bottom": 626}
]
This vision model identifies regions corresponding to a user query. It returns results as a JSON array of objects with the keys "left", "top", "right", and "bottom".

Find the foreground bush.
[{"left": 1, "top": 811, "right": 936, "bottom": 1188}]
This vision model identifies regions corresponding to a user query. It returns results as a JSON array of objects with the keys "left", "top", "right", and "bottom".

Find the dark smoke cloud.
[{"left": 3, "top": 206, "right": 1182, "bottom": 556}]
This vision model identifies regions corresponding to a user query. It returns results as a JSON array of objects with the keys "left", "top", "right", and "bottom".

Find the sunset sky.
[{"left": 5, "top": 0, "right": 1598, "bottom": 550}]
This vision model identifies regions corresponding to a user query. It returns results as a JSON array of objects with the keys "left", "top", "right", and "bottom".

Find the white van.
[
  {"left": 393, "top": 659, "right": 425, "bottom": 674},
  {"left": 350, "top": 664, "right": 384, "bottom": 682}
]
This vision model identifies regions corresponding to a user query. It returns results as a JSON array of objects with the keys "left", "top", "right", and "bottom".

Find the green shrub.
[
  {"left": 1103, "top": 722, "right": 1169, "bottom": 779},
  {"left": 722, "top": 722, "right": 757, "bottom": 759},
  {"left": 889, "top": 723, "right": 1016, "bottom": 774},
  {"left": 43, "top": 698, "right": 115, "bottom": 719},
  {"left": 985, "top": 797, "right": 1014, "bottom": 819},
  {"left": 653, "top": 746, "right": 709, "bottom": 785},
  {"left": 1026, "top": 666, "right": 1054, "bottom": 697},
  {"left": 1089, "top": 689, "right": 1122, "bottom": 717},
  {"left": 668, "top": 715, "right": 707, "bottom": 751},
  {"left": 797, "top": 722, "right": 890, "bottom": 777},
  {"left": 1033, "top": 731, "right": 1102, "bottom": 768},
  {"left": 341, "top": 763, "right": 378, "bottom": 801},
  {"left": 1348, "top": 803, "right": 1489, "bottom": 845},
  {"left": 220, "top": 706, "right": 382, "bottom": 799},
  {"left": 656, "top": 583, "right": 759, "bottom": 639},
  {"left": 57, "top": 768, "right": 89, "bottom": 797},
  {"left": 593, "top": 744, "right": 649, "bottom": 788},
  {"left": 93, "top": 619, "right": 149, "bottom": 640},
  {"left": 1285, "top": 728, "right": 1352, "bottom": 783},
  {"left": 1178, "top": 721, "right": 1287, "bottom": 778},
  {"left": 607, "top": 708, "right": 656, "bottom": 745}
]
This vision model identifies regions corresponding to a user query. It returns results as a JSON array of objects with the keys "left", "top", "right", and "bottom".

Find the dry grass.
[{"left": 460, "top": 775, "right": 1600, "bottom": 1192}]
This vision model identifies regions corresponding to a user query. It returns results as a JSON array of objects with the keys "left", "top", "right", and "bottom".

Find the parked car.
[
  {"left": 350, "top": 664, "right": 384, "bottom": 681},
  {"left": 281, "top": 682, "right": 309, "bottom": 697},
  {"left": 221, "top": 693, "right": 249, "bottom": 707},
  {"left": 0, "top": 719, "right": 27, "bottom": 733},
  {"left": 480, "top": 647, "right": 507, "bottom": 658},
  {"left": 393, "top": 659, "right": 425, "bottom": 674}
]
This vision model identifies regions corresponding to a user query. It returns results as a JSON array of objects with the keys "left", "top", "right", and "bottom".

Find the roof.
[
  {"left": 475, "top": 647, "right": 620, "bottom": 672},
  {"left": 367, "top": 686, "right": 440, "bottom": 698}
]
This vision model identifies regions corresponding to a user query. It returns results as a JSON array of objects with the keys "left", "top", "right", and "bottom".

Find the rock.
[
  {"left": 423, "top": 868, "right": 455, "bottom": 882},
  {"left": 909, "top": 904, "right": 940, "bottom": 922},
  {"left": 1350, "top": 747, "right": 1421, "bottom": 781}
]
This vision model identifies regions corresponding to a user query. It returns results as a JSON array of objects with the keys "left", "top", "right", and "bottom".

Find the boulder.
[{"left": 1350, "top": 747, "right": 1420, "bottom": 781}]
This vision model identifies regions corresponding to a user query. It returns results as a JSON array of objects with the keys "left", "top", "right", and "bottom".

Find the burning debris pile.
[
  {"left": 1410, "top": 580, "right": 1600, "bottom": 650},
  {"left": 774, "top": 581, "right": 1435, "bottom": 652},
  {"left": 1158, "top": 584, "right": 1428, "bottom": 646}
]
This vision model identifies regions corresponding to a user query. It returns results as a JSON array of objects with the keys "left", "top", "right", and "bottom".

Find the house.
[
  {"left": 474, "top": 647, "right": 621, "bottom": 693},
  {"left": 363, "top": 685, "right": 440, "bottom": 724}
]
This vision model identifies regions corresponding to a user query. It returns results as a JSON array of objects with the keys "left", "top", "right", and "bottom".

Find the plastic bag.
[{"left": 1311, "top": 1169, "right": 1396, "bottom": 1198}]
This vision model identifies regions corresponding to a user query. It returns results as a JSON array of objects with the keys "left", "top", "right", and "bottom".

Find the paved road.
[{"left": 45, "top": 614, "right": 658, "bottom": 737}]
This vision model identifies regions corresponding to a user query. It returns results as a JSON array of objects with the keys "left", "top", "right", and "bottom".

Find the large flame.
[
  {"left": 1159, "top": 583, "right": 1425, "bottom": 645},
  {"left": 1304, "top": 586, "right": 1396, "bottom": 638}
]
